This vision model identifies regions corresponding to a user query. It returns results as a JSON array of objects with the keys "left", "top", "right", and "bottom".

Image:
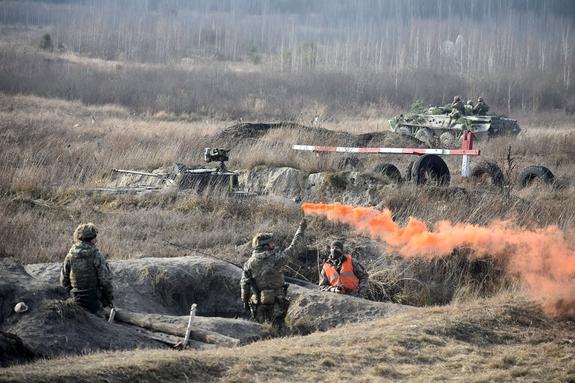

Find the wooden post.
[{"left": 183, "top": 304, "right": 197, "bottom": 347}]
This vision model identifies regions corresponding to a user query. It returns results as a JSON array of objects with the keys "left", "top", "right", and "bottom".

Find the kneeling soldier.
[
  {"left": 241, "top": 219, "right": 307, "bottom": 332},
  {"left": 60, "top": 223, "right": 114, "bottom": 315}
]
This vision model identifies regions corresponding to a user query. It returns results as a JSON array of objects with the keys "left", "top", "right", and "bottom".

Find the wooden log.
[
  {"left": 132, "top": 327, "right": 216, "bottom": 350},
  {"left": 112, "top": 309, "right": 240, "bottom": 347}
]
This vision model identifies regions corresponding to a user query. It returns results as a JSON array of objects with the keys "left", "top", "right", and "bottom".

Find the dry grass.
[
  {"left": 1, "top": 293, "right": 574, "bottom": 382},
  {"left": 1, "top": 94, "right": 574, "bottom": 304}
]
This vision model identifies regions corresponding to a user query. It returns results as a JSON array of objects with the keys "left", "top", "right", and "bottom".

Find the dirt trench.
[{"left": 1, "top": 256, "right": 410, "bottom": 367}]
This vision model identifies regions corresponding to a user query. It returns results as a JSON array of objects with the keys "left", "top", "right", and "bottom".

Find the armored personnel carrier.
[{"left": 389, "top": 103, "right": 521, "bottom": 148}]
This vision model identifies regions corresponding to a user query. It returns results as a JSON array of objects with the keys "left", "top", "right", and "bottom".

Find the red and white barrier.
[{"left": 292, "top": 131, "right": 480, "bottom": 177}]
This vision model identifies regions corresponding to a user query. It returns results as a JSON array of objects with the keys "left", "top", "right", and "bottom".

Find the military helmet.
[
  {"left": 478, "top": 97, "right": 484, "bottom": 102},
  {"left": 453, "top": 96, "right": 461, "bottom": 102},
  {"left": 74, "top": 223, "right": 98, "bottom": 242},
  {"left": 252, "top": 232, "right": 273, "bottom": 249},
  {"left": 466, "top": 100, "right": 473, "bottom": 105}
]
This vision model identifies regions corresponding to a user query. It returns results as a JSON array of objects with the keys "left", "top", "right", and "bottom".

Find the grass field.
[
  {"left": 1, "top": 293, "right": 574, "bottom": 383},
  {"left": 1, "top": 14, "right": 575, "bottom": 380}
]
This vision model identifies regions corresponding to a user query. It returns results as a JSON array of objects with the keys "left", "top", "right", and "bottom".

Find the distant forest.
[{"left": 1, "top": 0, "right": 574, "bottom": 118}]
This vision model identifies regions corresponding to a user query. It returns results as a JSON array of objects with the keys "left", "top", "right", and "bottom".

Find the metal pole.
[{"left": 460, "top": 131, "right": 474, "bottom": 177}]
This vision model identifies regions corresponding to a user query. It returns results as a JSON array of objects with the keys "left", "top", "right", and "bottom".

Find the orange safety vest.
[{"left": 323, "top": 255, "right": 359, "bottom": 292}]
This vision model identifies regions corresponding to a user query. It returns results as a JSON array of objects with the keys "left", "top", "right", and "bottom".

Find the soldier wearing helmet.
[
  {"left": 464, "top": 100, "right": 474, "bottom": 115},
  {"left": 240, "top": 219, "right": 307, "bottom": 332},
  {"left": 473, "top": 96, "right": 489, "bottom": 115},
  {"left": 60, "top": 223, "right": 114, "bottom": 315},
  {"left": 319, "top": 240, "right": 369, "bottom": 297},
  {"left": 451, "top": 96, "right": 465, "bottom": 116}
]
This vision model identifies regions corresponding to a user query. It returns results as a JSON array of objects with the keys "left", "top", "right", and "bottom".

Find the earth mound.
[
  {"left": 2, "top": 256, "right": 411, "bottom": 365},
  {"left": 213, "top": 122, "right": 423, "bottom": 149}
]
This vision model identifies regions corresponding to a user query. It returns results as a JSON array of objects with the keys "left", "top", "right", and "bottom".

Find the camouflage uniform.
[
  {"left": 450, "top": 96, "right": 465, "bottom": 119},
  {"left": 464, "top": 100, "right": 474, "bottom": 115},
  {"left": 473, "top": 97, "right": 489, "bottom": 115},
  {"left": 319, "top": 241, "right": 369, "bottom": 297},
  {"left": 240, "top": 221, "right": 306, "bottom": 331},
  {"left": 60, "top": 224, "right": 114, "bottom": 314}
]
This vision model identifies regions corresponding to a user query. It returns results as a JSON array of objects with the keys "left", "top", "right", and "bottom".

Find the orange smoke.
[{"left": 303, "top": 202, "right": 575, "bottom": 315}]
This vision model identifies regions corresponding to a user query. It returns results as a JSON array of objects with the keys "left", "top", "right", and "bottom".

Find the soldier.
[
  {"left": 449, "top": 96, "right": 465, "bottom": 121},
  {"left": 451, "top": 95, "right": 465, "bottom": 113},
  {"left": 465, "top": 100, "right": 474, "bottom": 115},
  {"left": 473, "top": 97, "right": 489, "bottom": 115},
  {"left": 60, "top": 223, "right": 114, "bottom": 315},
  {"left": 319, "top": 240, "right": 369, "bottom": 297},
  {"left": 241, "top": 219, "right": 307, "bottom": 332}
]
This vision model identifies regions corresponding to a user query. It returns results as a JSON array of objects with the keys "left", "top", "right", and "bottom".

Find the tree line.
[{"left": 0, "top": 0, "right": 573, "bottom": 114}]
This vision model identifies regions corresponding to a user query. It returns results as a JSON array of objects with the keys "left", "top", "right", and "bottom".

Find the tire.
[
  {"left": 398, "top": 126, "right": 411, "bottom": 136},
  {"left": 411, "top": 154, "right": 450, "bottom": 187},
  {"left": 470, "top": 160, "right": 504, "bottom": 188},
  {"left": 337, "top": 156, "right": 363, "bottom": 171},
  {"left": 415, "top": 128, "right": 434, "bottom": 147},
  {"left": 373, "top": 163, "right": 403, "bottom": 184},
  {"left": 517, "top": 165, "right": 555, "bottom": 189},
  {"left": 439, "top": 132, "right": 456, "bottom": 148},
  {"left": 405, "top": 160, "right": 415, "bottom": 182}
]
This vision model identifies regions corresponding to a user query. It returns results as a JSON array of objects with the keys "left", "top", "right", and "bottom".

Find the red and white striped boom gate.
[{"left": 292, "top": 131, "right": 480, "bottom": 177}]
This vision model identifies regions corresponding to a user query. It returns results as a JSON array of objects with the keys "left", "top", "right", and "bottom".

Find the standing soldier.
[
  {"left": 241, "top": 219, "right": 307, "bottom": 333},
  {"left": 319, "top": 240, "right": 369, "bottom": 297},
  {"left": 473, "top": 97, "right": 489, "bottom": 115},
  {"left": 60, "top": 223, "right": 114, "bottom": 315}
]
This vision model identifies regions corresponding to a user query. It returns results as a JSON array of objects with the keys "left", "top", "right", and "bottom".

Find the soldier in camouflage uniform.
[
  {"left": 465, "top": 100, "right": 474, "bottom": 115},
  {"left": 60, "top": 223, "right": 114, "bottom": 315},
  {"left": 449, "top": 96, "right": 465, "bottom": 119},
  {"left": 473, "top": 97, "right": 489, "bottom": 115},
  {"left": 319, "top": 240, "right": 369, "bottom": 297},
  {"left": 241, "top": 219, "right": 307, "bottom": 332}
]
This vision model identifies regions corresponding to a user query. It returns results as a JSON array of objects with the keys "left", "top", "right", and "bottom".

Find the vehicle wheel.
[
  {"left": 337, "top": 156, "right": 363, "bottom": 171},
  {"left": 373, "top": 163, "right": 402, "bottom": 184},
  {"left": 398, "top": 126, "right": 411, "bottom": 136},
  {"left": 439, "top": 132, "right": 456, "bottom": 148},
  {"left": 470, "top": 160, "right": 504, "bottom": 188},
  {"left": 411, "top": 154, "right": 450, "bottom": 187},
  {"left": 415, "top": 128, "right": 434, "bottom": 147},
  {"left": 517, "top": 165, "right": 555, "bottom": 189},
  {"left": 405, "top": 160, "right": 415, "bottom": 182}
]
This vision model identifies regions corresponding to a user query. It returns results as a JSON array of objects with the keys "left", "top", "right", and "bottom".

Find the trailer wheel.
[
  {"left": 517, "top": 165, "right": 555, "bottom": 189},
  {"left": 373, "top": 163, "right": 403, "bottom": 184},
  {"left": 411, "top": 154, "right": 450, "bottom": 187},
  {"left": 415, "top": 128, "right": 434, "bottom": 147},
  {"left": 470, "top": 160, "right": 504, "bottom": 188},
  {"left": 337, "top": 156, "right": 363, "bottom": 171},
  {"left": 405, "top": 160, "right": 415, "bottom": 182}
]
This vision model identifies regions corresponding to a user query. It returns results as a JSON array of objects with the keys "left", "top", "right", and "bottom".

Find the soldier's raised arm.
[{"left": 281, "top": 219, "right": 307, "bottom": 260}]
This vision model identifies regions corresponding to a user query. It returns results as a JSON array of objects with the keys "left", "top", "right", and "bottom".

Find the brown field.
[
  {"left": 1, "top": 293, "right": 574, "bottom": 383},
  {"left": 1, "top": 2, "right": 575, "bottom": 381}
]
